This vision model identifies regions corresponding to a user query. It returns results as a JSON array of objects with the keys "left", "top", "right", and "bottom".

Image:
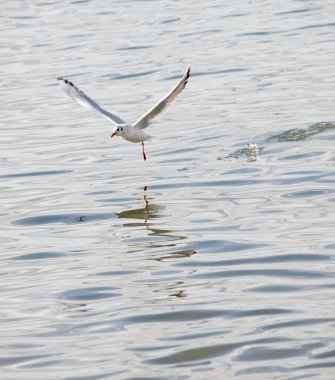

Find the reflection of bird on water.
[
  {"left": 58, "top": 65, "right": 191, "bottom": 161},
  {"left": 116, "top": 186, "right": 196, "bottom": 262},
  {"left": 116, "top": 203, "right": 164, "bottom": 227},
  {"left": 143, "top": 185, "right": 149, "bottom": 210},
  {"left": 115, "top": 187, "right": 170, "bottom": 235}
]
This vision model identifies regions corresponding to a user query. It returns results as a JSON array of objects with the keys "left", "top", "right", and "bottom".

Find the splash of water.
[{"left": 228, "top": 122, "right": 335, "bottom": 161}]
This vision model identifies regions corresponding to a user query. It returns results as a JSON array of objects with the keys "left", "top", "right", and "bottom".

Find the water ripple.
[
  {"left": 0, "top": 170, "right": 73, "bottom": 179},
  {"left": 13, "top": 212, "right": 116, "bottom": 225},
  {"left": 58, "top": 287, "right": 121, "bottom": 301},
  {"left": 2, "top": 0, "right": 335, "bottom": 378},
  {"left": 146, "top": 337, "right": 291, "bottom": 365}
]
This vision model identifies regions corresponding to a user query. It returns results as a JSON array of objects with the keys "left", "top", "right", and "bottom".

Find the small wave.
[
  {"left": 265, "top": 122, "right": 335, "bottom": 143},
  {"left": 228, "top": 122, "right": 335, "bottom": 161},
  {"left": 13, "top": 212, "right": 116, "bottom": 225}
]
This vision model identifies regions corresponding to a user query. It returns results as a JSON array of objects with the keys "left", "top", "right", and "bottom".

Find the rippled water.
[{"left": 1, "top": 1, "right": 335, "bottom": 379}]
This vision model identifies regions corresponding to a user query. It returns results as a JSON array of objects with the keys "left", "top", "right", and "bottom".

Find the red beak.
[{"left": 111, "top": 132, "right": 116, "bottom": 138}]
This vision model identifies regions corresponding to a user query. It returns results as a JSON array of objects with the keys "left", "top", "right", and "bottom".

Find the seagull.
[{"left": 58, "top": 65, "right": 191, "bottom": 161}]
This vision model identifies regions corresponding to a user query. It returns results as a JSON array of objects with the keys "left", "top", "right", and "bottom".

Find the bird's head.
[{"left": 111, "top": 125, "right": 124, "bottom": 138}]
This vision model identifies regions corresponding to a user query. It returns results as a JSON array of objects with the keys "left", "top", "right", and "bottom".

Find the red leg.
[{"left": 142, "top": 142, "right": 147, "bottom": 161}]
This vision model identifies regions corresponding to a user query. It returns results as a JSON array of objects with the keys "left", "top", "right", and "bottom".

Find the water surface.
[{"left": 1, "top": 1, "right": 335, "bottom": 379}]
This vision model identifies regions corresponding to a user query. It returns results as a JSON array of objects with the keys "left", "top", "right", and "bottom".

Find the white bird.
[{"left": 58, "top": 65, "right": 191, "bottom": 161}]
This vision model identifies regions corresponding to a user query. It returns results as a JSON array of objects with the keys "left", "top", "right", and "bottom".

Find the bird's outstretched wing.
[
  {"left": 58, "top": 77, "right": 126, "bottom": 125},
  {"left": 133, "top": 65, "right": 190, "bottom": 130}
]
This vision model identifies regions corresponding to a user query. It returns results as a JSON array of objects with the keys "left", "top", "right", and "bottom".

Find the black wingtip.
[
  {"left": 186, "top": 65, "right": 191, "bottom": 79},
  {"left": 182, "top": 65, "right": 190, "bottom": 84},
  {"left": 57, "top": 77, "right": 69, "bottom": 84},
  {"left": 58, "top": 77, "right": 75, "bottom": 87},
  {"left": 182, "top": 65, "right": 191, "bottom": 88}
]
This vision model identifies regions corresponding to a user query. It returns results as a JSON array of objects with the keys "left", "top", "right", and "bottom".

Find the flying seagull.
[{"left": 58, "top": 65, "right": 191, "bottom": 161}]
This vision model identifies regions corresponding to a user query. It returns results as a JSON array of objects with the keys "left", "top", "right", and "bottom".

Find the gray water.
[{"left": 1, "top": 1, "right": 335, "bottom": 379}]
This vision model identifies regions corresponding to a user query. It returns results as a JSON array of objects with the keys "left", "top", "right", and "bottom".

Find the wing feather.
[
  {"left": 58, "top": 77, "right": 126, "bottom": 125},
  {"left": 133, "top": 65, "right": 190, "bottom": 130}
]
